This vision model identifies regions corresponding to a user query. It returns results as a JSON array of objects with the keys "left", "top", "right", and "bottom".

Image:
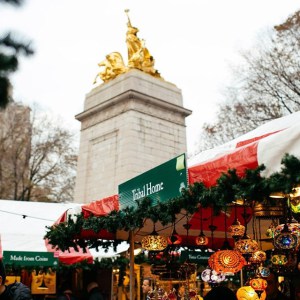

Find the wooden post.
[{"left": 129, "top": 230, "right": 135, "bottom": 300}]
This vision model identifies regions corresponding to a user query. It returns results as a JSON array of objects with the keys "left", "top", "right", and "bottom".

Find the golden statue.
[
  {"left": 93, "top": 9, "right": 161, "bottom": 84},
  {"left": 125, "top": 9, "right": 161, "bottom": 77},
  {"left": 93, "top": 52, "right": 127, "bottom": 83}
]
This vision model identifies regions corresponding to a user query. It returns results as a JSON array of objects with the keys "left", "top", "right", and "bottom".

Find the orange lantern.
[
  {"left": 228, "top": 219, "right": 245, "bottom": 240},
  {"left": 195, "top": 206, "right": 209, "bottom": 246},
  {"left": 249, "top": 277, "right": 267, "bottom": 298},
  {"left": 208, "top": 250, "right": 246, "bottom": 274},
  {"left": 195, "top": 233, "right": 209, "bottom": 246}
]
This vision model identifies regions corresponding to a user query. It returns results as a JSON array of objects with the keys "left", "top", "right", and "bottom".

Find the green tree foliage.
[
  {"left": 0, "top": 0, "right": 34, "bottom": 109},
  {"left": 196, "top": 10, "right": 300, "bottom": 153}
]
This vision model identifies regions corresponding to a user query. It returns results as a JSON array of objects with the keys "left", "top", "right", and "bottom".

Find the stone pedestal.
[{"left": 74, "top": 69, "right": 192, "bottom": 203}]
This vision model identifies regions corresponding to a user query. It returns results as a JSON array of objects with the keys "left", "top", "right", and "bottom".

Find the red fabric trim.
[
  {"left": 82, "top": 195, "right": 119, "bottom": 217},
  {"left": 45, "top": 238, "right": 93, "bottom": 265},
  {"left": 188, "top": 142, "right": 259, "bottom": 186},
  {"left": 235, "top": 130, "right": 283, "bottom": 148},
  {"left": 54, "top": 211, "right": 68, "bottom": 224}
]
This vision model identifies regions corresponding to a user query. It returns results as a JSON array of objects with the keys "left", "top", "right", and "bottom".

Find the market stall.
[{"left": 45, "top": 111, "right": 300, "bottom": 300}]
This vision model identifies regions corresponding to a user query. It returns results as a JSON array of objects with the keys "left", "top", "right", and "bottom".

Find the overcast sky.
[{"left": 1, "top": 0, "right": 300, "bottom": 154}]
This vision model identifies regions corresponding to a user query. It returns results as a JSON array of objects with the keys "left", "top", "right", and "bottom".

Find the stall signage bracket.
[
  {"left": 118, "top": 153, "right": 188, "bottom": 210},
  {"left": 3, "top": 251, "right": 58, "bottom": 267}
]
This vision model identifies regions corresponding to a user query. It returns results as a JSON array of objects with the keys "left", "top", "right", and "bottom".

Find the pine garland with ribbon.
[{"left": 45, "top": 153, "right": 300, "bottom": 253}]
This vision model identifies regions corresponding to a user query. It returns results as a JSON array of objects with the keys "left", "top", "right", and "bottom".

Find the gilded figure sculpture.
[
  {"left": 93, "top": 9, "right": 161, "bottom": 84},
  {"left": 93, "top": 52, "right": 127, "bottom": 84},
  {"left": 125, "top": 9, "right": 161, "bottom": 77}
]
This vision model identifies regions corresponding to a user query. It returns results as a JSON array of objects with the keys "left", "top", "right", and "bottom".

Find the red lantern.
[{"left": 167, "top": 228, "right": 182, "bottom": 245}]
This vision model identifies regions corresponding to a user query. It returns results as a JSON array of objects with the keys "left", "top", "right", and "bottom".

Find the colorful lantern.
[
  {"left": 257, "top": 266, "right": 270, "bottom": 278},
  {"left": 249, "top": 251, "right": 267, "bottom": 264},
  {"left": 141, "top": 227, "right": 168, "bottom": 251},
  {"left": 195, "top": 233, "right": 209, "bottom": 246},
  {"left": 201, "top": 268, "right": 225, "bottom": 285},
  {"left": 195, "top": 206, "right": 209, "bottom": 246},
  {"left": 249, "top": 277, "right": 267, "bottom": 298},
  {"left": 167, "top": 227, "right": 182, "bottom": 245},
  {"left": 228, "top": 219, "right": 245, "bottom": 240},
  {"left": 271, "top": 254, "right": 288, "bottom": 265},
  {"left": 237, "top": 286, "right": 266, "bottom": 300},
  {"left": 290, "top": 187, "right": 300, "bottom": 213},
  {"left": 290, "top": 199, "right": 300, "bottom": 213},
  {"left": 274, "top": 222, "right": 300, "bottom": 238},
  {"left": 208, "top": 250, "right": 246, "bottom": 274},
  {"left": 234, "top": 235, "right": 259, "bottom": 254},
  {"left": 265, "top": 222, "right": 276, "bottom": 239},
  {"left": 274, "top": 224, "right": 298, "bottom": 250}
]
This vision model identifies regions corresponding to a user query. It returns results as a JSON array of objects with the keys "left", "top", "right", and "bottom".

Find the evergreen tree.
[{"left": 0, "top": 0, "right": 34, "bottom": 109}]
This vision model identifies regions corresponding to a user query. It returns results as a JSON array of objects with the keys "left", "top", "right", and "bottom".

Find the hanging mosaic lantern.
[
  {"left": 208, "top": 250, "right": 246, "bottom": 274},
  {"left": 234, "top": 234, "right": 259, "bottom": 254},
  {"left": 201, "top": 267, "right": 226, "bottom": 285},
  {"left": 141, "top": 228, "right": 168, "bottom": 251},
  {"left": 195, "top": 206, "right": 209, "bottom": 246},
  {"left": 272, "top": 251, "right": 297, "bottom": 274},
  {"left": 274, "top": 224, "right": 298, "bottom": 250},
  {"left": 249, "top": 250, "right": 267, "bottom": 264},
  {"left": 290, "top": 198, "right": 300, "bottom": 214},
  {"left": 290, "top": 187, "right": 300, "bottom": 213},
  {"left": 274, "top": 222, "right": 300, "bottom": 238},
  {"left": 271, "top": 254, "right": 288, "bottom": 265},
  {"left": 265, "top": 221, "right": 276, "bottom": 239},
  {"left": 228, "top": 219, "right": 245, "bottom": 240},
  {"left": 237, "top": 286, "right": 266, "bottom": 300},
  {"left": 249, "top": 276, "right": 268, "bottom": 298},
  {"left": 167, "top": 227, "right": 182, "bottom": 245},
  {"left": 195, "top": 232, "right": 209, "bottom": 246},
  {"left": 257, "top": 266, "right": 270, "bottom": 278}
]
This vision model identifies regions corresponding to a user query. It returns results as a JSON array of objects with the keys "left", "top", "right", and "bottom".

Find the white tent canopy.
[{"left": 0, "top": 199, "right": 128, "bottom": 260}]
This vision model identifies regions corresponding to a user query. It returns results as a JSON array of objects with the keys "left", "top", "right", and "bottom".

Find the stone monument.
[{"left": 74, "top": 10, "right": 192, "bottom": 203}]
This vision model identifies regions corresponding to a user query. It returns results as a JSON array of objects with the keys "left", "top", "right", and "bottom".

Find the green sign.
[
  {"left": 3, "top": 251, "right": 59, "bottom": 267},
  {"left": 118, "top": 153, "right": 188, "bottom": 209},
  {"left": 180, "top": 250, "right": 212, "bottom": 264}
]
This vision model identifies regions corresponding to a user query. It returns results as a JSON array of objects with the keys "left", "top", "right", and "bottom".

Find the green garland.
[{"left": 45, "top": 153, "right": 300, "bottom": 253}]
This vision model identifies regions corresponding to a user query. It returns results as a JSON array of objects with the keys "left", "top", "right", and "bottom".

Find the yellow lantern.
[
  {"left": 290, "top": 200, "right": 300, "bottom": 213},
  {"left": 141, "top": 225, "right": 168, "bottom": 251},
  {"left": 236, "top": 286, "right": 266, "bottom": 300}
]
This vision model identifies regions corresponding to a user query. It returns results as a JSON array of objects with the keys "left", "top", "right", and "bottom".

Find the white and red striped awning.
[{"left": 188, "top": 111, "right": 300, "bottom": 184}]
